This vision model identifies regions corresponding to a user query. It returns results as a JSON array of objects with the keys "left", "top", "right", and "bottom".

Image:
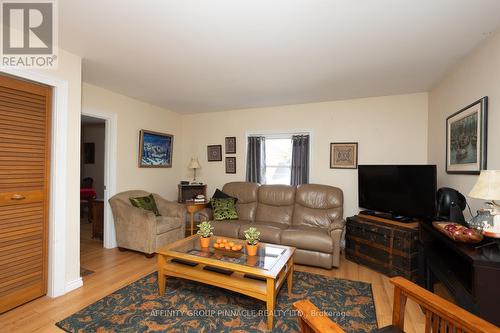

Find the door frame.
[
  {"left": 81, "top": 109, "right": 118, "bottom": 248},
  {"left": 0, "top": 67, "right": 71, "bottom": 297}
]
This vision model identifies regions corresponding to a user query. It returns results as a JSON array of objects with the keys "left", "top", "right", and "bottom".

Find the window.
[{"left": 265, "top": 138, "right": 292, "bottom": 185}]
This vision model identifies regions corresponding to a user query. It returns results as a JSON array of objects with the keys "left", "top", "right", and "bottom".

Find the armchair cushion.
[
  {"left": 156, "top": 216, "right": 183, "bottom": 234},
  {"left": 129, "top": 194, "right": 161, "bottom": 216}
]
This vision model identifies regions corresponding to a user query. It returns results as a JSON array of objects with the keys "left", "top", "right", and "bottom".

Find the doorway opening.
[{"left": 80, "top": 115, "right": 106, "bottom": 259}]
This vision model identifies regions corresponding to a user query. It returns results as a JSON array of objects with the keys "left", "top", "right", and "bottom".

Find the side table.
[{"left": 185, "top": 200, "right": 210, "bottom": 236}]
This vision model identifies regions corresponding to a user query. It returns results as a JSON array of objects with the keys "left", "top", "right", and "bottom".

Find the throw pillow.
[
  {"left": 129, "top": 194, "right": 161, "bottom": 216},
  {"left": 211, "top": 188, "right": 237, "bottom": 204},
  {"left": 210, "top": 198, "right": 238, "bottom": 221}
]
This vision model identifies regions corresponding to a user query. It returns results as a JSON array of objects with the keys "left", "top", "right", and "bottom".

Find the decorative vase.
[
  {"left": 246, "top": 243, "right": 258, "bottom": 256},
  {"left": 200, "top": 236, "right": 211, "bottom": 248}
]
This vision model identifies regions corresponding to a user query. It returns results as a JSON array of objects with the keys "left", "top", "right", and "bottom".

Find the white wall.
[
  {"left": 428, "top": 31, "right": 500, "bottom": 217},
  {"left": 81, "top": 124, "right": 106, "bottom": 199},
  {"left": 181, "top": 93, "right": 429, "bottom": 217},
  {"left": 82, "top": 83, "right": 183, "bottom": 201}
]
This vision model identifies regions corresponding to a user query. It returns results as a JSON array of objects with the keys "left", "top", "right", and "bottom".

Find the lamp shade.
[
  {"left": 468, "top": 170, "right": 500, "bottom": 200},
  {"left": 188, "top": 157, "right": 201, "bottom": 169}
]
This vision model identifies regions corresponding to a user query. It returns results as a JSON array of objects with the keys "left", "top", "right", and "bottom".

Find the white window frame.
[{"left": 245, "top": 129, "right": 313, "bottom": 185}]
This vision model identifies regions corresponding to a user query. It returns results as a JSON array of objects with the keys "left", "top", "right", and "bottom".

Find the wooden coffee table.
[{"left": 156, "top": 235, "right": 295, "bottom": 330}]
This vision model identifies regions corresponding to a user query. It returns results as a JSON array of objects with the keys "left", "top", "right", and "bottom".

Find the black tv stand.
[{"left": 359, "top": 210, "right": 416, "bottom": 223}]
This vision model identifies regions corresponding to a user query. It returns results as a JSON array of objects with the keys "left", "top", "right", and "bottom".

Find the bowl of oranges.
[{"left": 213, "top": 238, "right": 243, "bottom": 252}]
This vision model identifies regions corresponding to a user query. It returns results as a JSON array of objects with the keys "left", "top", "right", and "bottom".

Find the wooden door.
[{"left": 0, "top": 75, "right": 51, "bottom": 313}]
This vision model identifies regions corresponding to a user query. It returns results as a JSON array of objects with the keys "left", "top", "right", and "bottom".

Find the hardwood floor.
[{"left": 0, "top": 236, "right": 425, "bottom": 332}]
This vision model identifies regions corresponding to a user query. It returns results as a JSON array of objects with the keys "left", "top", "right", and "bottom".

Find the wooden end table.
[
  {"left": 156, "top": 235, "right": 295, "bottom": 330},
  {"left": 185, "top": 200, "right": 209, "bottom": 236}
]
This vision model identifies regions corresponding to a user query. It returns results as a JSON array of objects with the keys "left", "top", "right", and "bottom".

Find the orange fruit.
[
  {"left": 216, "top": 239, "right": 222, "bottom": 244},
  {"left": 225, "top": 245, "right": 231, "bottom": 250},
  {"left": 231, "top": 246, "right": 238, "bottom": 251},
  {"left": 213, "top": 243, "right": 220, "bottom": 249},
  {"left": 228, "top": 242, "right": 235, "bottom": 247},
  {"left": 236, "top": 245, "right": 242, "bottom": 250},
  {"left": 222, "top": 239, "right": 228, "bottom": 243}
]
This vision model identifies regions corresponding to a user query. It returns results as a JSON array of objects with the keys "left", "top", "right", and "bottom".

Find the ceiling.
[{"left": 60, "top": 0, "right": 500, "bottom": 113}]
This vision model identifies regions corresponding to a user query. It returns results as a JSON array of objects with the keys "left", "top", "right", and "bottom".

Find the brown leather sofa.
[{"left": 204, "top": 182, "right": 344, "bottom": 268}]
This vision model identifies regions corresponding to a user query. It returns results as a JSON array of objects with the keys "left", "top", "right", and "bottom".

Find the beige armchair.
[{"left": 109, "top": 190, "right": 186, "bottom": 257}]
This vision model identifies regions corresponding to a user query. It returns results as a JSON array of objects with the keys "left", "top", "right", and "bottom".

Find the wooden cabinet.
[
  {"left": 419, "top": 221, "right": 500, "bottom": 326},
  {"left": 90, "top": 199, "right": 104, "bottom": 240},
  {"left": 346, "top": 214, "right": 419, "bottom": 281},
  {"left": 177, "top": 184, "right": 206, "bottom": 203},
  {"left": 0, "top": 75, "right": 52, "bottom": 313}
]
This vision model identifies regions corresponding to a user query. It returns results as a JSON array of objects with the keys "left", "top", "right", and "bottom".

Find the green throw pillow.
[
  {"left": 129, "top": 194, "right": 161, "bottom": 216},
  {"left": 210, "top": 198, "right": 238, "bottom": 221}
]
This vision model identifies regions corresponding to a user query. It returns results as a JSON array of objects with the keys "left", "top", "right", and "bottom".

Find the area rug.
[{"left": 56, "top": 271, "right": 377, "bottom": 332}]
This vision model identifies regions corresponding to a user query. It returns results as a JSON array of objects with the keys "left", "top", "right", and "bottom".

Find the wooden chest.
[{"left": 345, "top": 215, "right": 419, "bottom": 281}]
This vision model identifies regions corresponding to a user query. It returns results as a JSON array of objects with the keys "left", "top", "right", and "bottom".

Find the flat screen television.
[{"left": 358, "top": 165, "right": 437, "bottom": 220}]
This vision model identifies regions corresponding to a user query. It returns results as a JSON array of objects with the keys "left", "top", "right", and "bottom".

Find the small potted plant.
[
  {"left": 244, "top": 227, "right": 260, "bottom": 256},
  {"left": 197, "top": 221, "right": 214, "bottom": 248}
]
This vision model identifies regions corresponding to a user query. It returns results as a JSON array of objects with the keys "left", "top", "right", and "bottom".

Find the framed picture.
[
  {"left": 138, "top": 130, "right": 173, "bottom": 168},
  {"left": 83, "top": 142, "right": 95, "bottom": 164},
  {"left": 330, "top": 142, "right": 358, "bottom": 169},
  {"left": 225, "top": 157, "right": 236, "bottom": 174},
  {"left": 207, "top": 145, "right": 222, "bottom": 161},
  {"left": 446, "top": 97, "right": 488, "bottom": 174},
  {"left": 225, "top": 136, "right": 236, "bottom": 154}
]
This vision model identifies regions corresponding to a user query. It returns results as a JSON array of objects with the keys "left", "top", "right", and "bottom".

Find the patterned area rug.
[{"left": 56, "top": 271, "right": 377, "bottom": 332}]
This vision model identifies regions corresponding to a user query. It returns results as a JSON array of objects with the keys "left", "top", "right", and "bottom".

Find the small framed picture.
[
  {"left": 225, "top": 136, "right": 236, "bottom": 154},
  {"left": 225, "top": 157, "right": 236, "bottom": 174},
  {"left": 207, "top": 145, "right": 222, "bottom": 161},
  {"left": 446, "top": 97, "right": 488, "bottom": 174},
  {"left": 330, "top": 142, "right": 358, "bottom": 169},
  {"left": 138, "top": 130, "right": 173, "bottom": 168}
]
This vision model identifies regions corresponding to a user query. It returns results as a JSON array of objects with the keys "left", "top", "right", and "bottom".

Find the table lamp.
[
  {"left": 188, "top": 157, "right": 201, "bottom": 183},
  {"left": 468, "top": 170, "right": 500, "bottom": 238}
]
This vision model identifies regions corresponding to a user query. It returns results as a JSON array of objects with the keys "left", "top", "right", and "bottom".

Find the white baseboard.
[{"left": 65, "top": 277, "right": 83, "bottom": 293}]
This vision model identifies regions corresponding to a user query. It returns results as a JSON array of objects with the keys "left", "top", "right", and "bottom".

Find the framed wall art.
[
  {"left": 225, "top": 136, "right": 236, "bottom": 154},
  {"left": 330, "top": 142, "right": 358, "bottom": 169},
  {"left": 207, "top": 145, "right": 222, "bottom": 161},
  {"left": 446, "top": 97, "right": 488, "bottom": 174},
  {"left": 138, "top": 130, "right": 173, "bottom": 168},
  {"left": 225, "top": 157, "right": 236, "bottom": 174}
]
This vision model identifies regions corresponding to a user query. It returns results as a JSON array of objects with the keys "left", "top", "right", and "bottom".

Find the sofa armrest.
[
  {"left": 109, "top": 197, "right": 157, "bottom": 252},
  {"left": 197, "top": 207, "right": 213, "bottom": 221},
  {"left": 329, "top": 218, "right": 345, "bottom": 232},
  {"left": 155, "top": 196, "right": 186, "bottom": 218}
]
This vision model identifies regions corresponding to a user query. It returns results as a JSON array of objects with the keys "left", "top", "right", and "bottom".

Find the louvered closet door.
[{"left": 0, "top": 75, "right": 51, "bottom": 313}]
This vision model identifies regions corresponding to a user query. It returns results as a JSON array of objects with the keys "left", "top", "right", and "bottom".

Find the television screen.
[{"left": 358, "top": 165, "right": 437, "bottom": 219}]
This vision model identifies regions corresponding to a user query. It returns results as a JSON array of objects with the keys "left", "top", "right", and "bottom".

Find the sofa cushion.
[
  {"left": 156, "top": 216, "right": 182, "bottom": 234},
  {"left": 210, "top": 198, "right": 238, "bottom": 220},
  {"left": 239, "top": 222, "right": 286, "bottom": 244},
  {"left": 211, "top": 219, "right": 249, "bottom": 239},
  {"left": 255, "top": 185, "right": 296, "bottom": 226},
  {"left": 292, "top": 184, "right": 343, "bottom": 229},
  {"left": 222, "top": 182, "right": 259, "bottom": 221},
  {"left": 129, "top": 194, "right": 161, "bottom": 216},
  {"left": 281, "top": 227, "right": 334, "bottom": 253}
]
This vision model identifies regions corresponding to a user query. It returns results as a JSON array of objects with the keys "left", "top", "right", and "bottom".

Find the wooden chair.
[{"left": 293, "top": 276, "right": 500, "bottom": 333}]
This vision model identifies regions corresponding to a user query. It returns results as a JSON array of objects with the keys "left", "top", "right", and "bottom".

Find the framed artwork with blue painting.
[{"left": 138, "top": 130, "right": 173, "bottom": 168}]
